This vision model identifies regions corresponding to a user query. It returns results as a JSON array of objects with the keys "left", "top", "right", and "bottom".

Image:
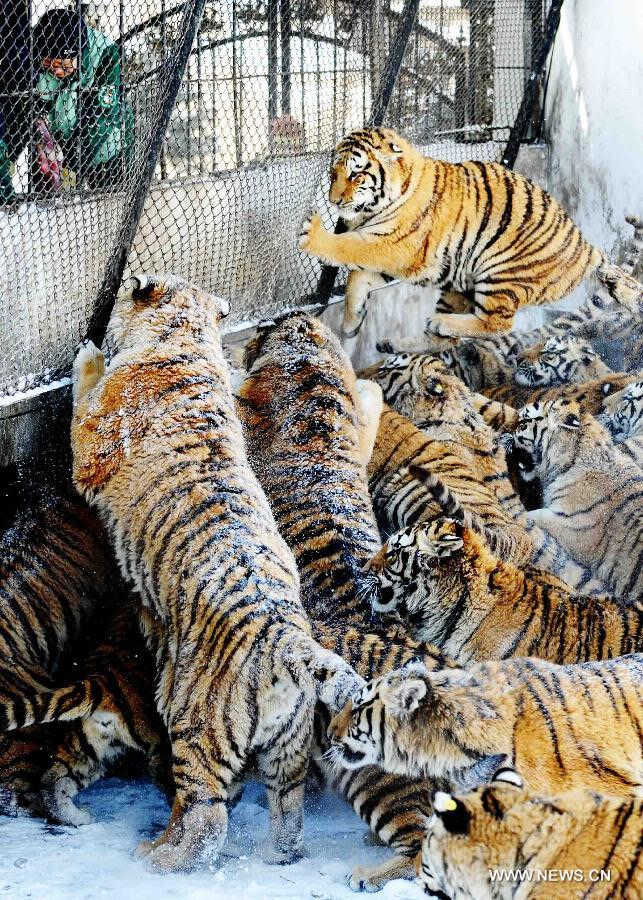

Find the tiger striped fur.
[
  {"left": 237, "top": 315, "right": 494, "bottom": 890},
  {"left": 422, "top": 777, "right": 643, "bottom": 899},
  {"left": 238, "top": 312, "right": 383, "bottom": 624},
  {"left": 298, "top": 127, "right": 640, "bottom": 337},
  {"left": 368, "top": 403, "right": 529, "bottom": 546},
  {"left": 39, "top": 603, "right": 167, "bottom": 827},
  {"left": 362, "top": 516, "right": 641, "bottom": 663},
  {"left": 370, "top": 461, "right": 605, "bottom": 595},
  {"left": 514, "top": 336, "right": 612, "bottom": 387},
  {"left": 0, "top": 489, "right": 164, "bottom": 821},
  {"left": 327, "top": 654, "right": 643, "bottom": 798},
  {"left": 71, "top": 275, "right": 321, "bottom": 871},
  {"left": 513, "top": 398, "right": 643, "bottom": 604}
]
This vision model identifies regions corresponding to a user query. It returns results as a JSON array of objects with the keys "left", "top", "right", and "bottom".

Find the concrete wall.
[{"left": 545, "top": 0, "right": 643, "bottom": 283}]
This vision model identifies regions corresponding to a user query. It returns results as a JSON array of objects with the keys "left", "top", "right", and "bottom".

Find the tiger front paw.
[
  {"left": 425, "top": 314, "right": 454, "bottom": 338},
  {"left": 298, "top": 212, "right": 325, "bottom": 255}
]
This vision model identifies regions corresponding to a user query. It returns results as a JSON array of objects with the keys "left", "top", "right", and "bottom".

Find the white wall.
[{"left": 545, "top": 0, "right": 643, "bottom": 272}]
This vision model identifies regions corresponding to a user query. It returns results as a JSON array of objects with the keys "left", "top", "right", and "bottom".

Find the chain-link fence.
[{"left": 0, "top": 0, "right": 554, "bottom": 405}]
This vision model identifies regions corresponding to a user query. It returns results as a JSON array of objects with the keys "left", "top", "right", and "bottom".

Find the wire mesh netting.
[{"left": 0, "top": 0, "right": 551, "bottom": 403}]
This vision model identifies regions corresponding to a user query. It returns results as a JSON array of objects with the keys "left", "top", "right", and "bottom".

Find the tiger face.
[
  {"left": 367, "top": 352, "right": 477, "bottom": 426},
  {"left": 328, "top": 128, "right": 419, "bottom": 223},
  {"left": 362, "top": 519, "right": 464, "bottom": 639},
  {"left": 421, "top": 774, "right": 579, "bottom": 900},
  {"left": 514, "top": 336, "right": 603, "bottom": 387},
  {"left": 598, "top": 380, "right": 643, "bottom": 441},
  {"left": 326, "top": 662, "right": 437, "bottom": 775},
  {"left": 512, "top": 398, "right": 584, "bottom": 473},
  {"left": 106, "top": 274, "right": 230, "bottom": 355}
]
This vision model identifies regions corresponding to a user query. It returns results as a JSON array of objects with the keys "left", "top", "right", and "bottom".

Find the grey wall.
[{"left": 545, "top": 0, "right": 643, "bottom": 291}]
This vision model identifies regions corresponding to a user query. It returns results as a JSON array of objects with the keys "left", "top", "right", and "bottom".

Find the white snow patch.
[{"left": 0, "top": 779, "right": 424, "bottom": 900}]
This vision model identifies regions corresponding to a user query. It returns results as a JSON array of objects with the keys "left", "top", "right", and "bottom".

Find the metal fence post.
[
  {"left": 86, "top": 0, "right": 207, "bottom": 351},
  {"left": 501, "top": 0, "right": 564, "bottom": 168}
]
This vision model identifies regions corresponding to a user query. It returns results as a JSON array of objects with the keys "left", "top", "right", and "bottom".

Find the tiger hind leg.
[
  {"left": 137, "top": 794, "right": 229, "bottom": 871},
  {"left": 343, "top": 270, "right": 388, "bottom": 338}
]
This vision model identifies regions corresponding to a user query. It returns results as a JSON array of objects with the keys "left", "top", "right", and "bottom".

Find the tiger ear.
[
  {"left": 382, "top": 677, "right": 427, "bottom": 719},
  {"left": 433, "top": 791, "right": 471, "bottom": 835}
]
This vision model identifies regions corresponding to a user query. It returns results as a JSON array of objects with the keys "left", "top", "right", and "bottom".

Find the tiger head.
[
  {"left": 597, "top": 380, "right": 643, "bottom": 441},
  {"left": 512, "top": 398, "right": 592, "bottom": 477},
  {"left": 326, "top": 660, "right": 485, "bottom": 778},
  {"left": 514, "top": 337, "right": 606, "bottom": 388},
  {"left": 243, "top": 312, "right": 347, "bottom": 372},
  {"left": 107, "top": 274, "right": 230, "bottom": 354},
  {"left": 361, "top": 518, "right": 471, "bottom": 640},
  {"left": 325, "top": 661, "right": 431, "bottom": 772},
  {"left": 365, "top": 351, "right": 480, "bottom": 428},
  {"left": 421, "top": 774, "right": 587, "bottom": 900},
  {"left": 328, "top": 127, "right": 421, "bottom": 223}
]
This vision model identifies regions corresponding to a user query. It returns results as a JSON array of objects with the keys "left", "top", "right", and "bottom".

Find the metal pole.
[
  {"left": 501, "top": 0, "right": 564, "bottom": 168},
  {"left": 280, "top": 0, "right": 292, "bottom": 116},
  {"left": 313, "top": 0, "right": 420, "bottom": 307},
  {"left": 268, "top": 0, "right": 279, "bottom": 135},
  {"left": 87, "top": 0, "right": 207, "bottom": 350}
]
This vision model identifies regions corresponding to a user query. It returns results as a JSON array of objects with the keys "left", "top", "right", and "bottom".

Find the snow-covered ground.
[{"left": 0, "top": 779, "right": 424, "bottom": 900}]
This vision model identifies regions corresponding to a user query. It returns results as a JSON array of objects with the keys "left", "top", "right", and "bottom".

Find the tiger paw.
[
  {"left": 298, "top": 212, "right": 324, "bottom": 254},
  {"left": 425, "top": 314, "right": 453, "bottom": 338},
  {"left": 341, "top": 304, "right": 368, "bottom": 338},
  {"left": 260, "top": 841, "right": 307, "bottom": 866},
  {"left": 347, "top": 867, "right": 384, "bottom": 892}
]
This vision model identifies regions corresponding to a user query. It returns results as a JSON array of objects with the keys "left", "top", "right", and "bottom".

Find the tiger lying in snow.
[
  {"left": 326, "top": 655, "right": 643, "bottom": 799},
  {"left": 421, "top": 774, "right": 643, "bottom": 899}
]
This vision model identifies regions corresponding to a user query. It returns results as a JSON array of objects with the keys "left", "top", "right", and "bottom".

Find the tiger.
[
  {"left": 512, "top": 398, "right": 643, "bottom": 604},
  {"left": 421, "top": 774, "right": 643, "bottom": 900},
  {"left": 326, "top": 654, "right": 643, "bottom": 798},
  {"left": 361, "top": 516, "right": 641, "bottom": 664},
  {"left": 0, "top": 489, "right": 165, "bottom": 822},
  {"left": 514, "top": 336, "right": 612, "bottom": 387},
  {"left": 39, "top": 603, "right": 168, "bottom": 827},
  {"left": 237, "top": 313, "right": 453, "bottom": 889},
  {"left": 599, "top": 379, "right": 643, "bottom": 441},
  {"left": 237, "top": 312, "right": 383, "bottom": 624},
  {"left": 368, "top": 371, "right": 608, "bottom": 591},
  {"left": 363, "top": 354, "right": 528, "bottom": 525},
  {"left": 298, "top": 127, "right": 641, "bottom": 337},
  {"left": 71, "top": 275, "right": 324, "bottom": 871},
  {"left": 237, "top": 315, "right": 504, "bottom": 890}
]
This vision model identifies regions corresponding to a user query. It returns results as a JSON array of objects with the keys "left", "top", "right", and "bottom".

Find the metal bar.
[
  {"left": 86, "top": 0, "right": 208, "bottom": 351},
  {"left": 268, "top": 0, "right": 279, "bottom": 131},
  {"left": 280, "top": 0, "right": 292, "bottom": 116},
  {"left": 501, "top": 0, "right": 564, "bottom": 167},
  {"left": 313, "top": 0, "right": 421, "bottom": 306},
  {"left": 160, "top": 0, "right": 168, "bottom": 180},
  {"left": 232, "top": 1, "right": 242, "bottom": 166}
]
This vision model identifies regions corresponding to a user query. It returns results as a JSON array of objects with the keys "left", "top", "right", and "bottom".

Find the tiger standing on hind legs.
[
  {"left": 70, "top": 274, "right": 335, "bottom": 871},
  {"left": 299, "top": 127, "right": 641, "bottom": 338}
]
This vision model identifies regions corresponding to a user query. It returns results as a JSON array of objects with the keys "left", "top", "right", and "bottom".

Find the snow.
[{"left": 0, "top": 779, "right": 424, "bottom": 900}]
